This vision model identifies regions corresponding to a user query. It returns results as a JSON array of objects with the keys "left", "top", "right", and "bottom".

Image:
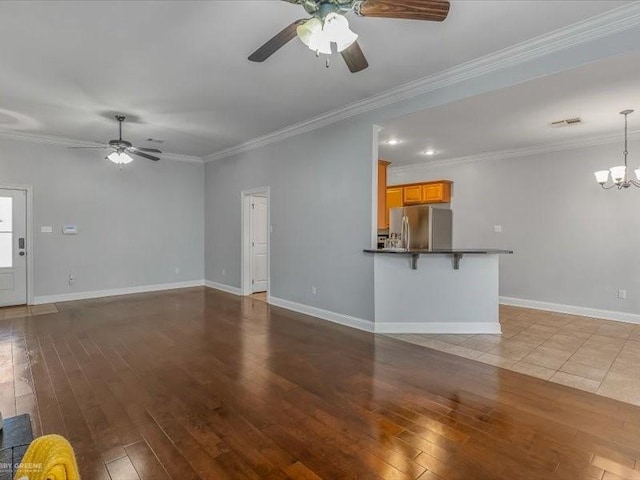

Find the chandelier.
[{"left": 594, "top": 110, "right": 639, "bottom": 189}]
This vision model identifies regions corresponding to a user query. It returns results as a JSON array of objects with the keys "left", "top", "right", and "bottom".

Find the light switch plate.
[
  {"left": 494, "top": 225, "right": 502, "bottom": 233},
  {"left": 40, "top": 226, "right": 53, "bottom": 233}
]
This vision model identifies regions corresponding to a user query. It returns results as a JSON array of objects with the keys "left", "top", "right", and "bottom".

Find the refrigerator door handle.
[{"left": 402, "top": 215, "right": 410, "bottom": 250}]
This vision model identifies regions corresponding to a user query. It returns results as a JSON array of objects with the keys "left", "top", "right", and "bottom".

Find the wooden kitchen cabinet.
[
  {"left": 422, "top": 181, "right": 451, "bottom": 203},
  {"left": 377, "top": 160, "right": 390, "bottom": 229},
  {"left": 402, "top": 185, "right": 423, "bottom": 204},
  {"left": 385, "top": 187, "right": 403, "bottom": 228},
  {"left": 386, "top": 180, "right": 452, "bottom": 214}
]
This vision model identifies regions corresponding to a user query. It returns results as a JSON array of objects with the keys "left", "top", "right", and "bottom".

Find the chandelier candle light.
[{"left": 594, "top": 110, "right": 640, "bottom": 189}]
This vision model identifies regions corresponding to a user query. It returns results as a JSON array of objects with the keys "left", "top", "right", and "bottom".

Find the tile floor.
[
  {"left": 0, "top": 304, "right": 58, "bottom": 319},
  {"left": 388, "top": 304, "right": 640, "bottom": 406}
]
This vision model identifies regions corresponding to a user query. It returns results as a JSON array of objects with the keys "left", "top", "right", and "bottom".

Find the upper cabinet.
[
  {"left": 402, "top": 185, "right": 423, "bottom": 204},
  {"left": 390, "top": 180, "right": 452, "bottom": 209},
  {"left": 421, "top": 181, "right": 452, "bottom": 203}
]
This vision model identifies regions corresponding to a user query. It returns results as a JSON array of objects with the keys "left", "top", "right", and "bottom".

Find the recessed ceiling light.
[
  {"left": 423, "top": 149, "right": 437, "bottom": 156},
  {"left": 385, "top": 139, "right": 401, "bottom": 146}
]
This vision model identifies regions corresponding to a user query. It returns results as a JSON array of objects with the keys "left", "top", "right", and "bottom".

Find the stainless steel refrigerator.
[{"left": 389, "top": 205, "right": 452, "bottom": 251}]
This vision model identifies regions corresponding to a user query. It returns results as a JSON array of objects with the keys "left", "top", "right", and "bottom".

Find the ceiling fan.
[
  {"left": 68, "top": 115, "right": 162, "bottom": 164},
  {"left": 248, "top": 0, "right": 450, "bottom": 73}
]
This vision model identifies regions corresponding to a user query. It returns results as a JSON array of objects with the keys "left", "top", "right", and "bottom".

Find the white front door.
[
  {"left": 250, "top": 196, "right": 268, "bottom": 293},
  {"left": 0, "top": 189, "right": 27, "bottom": 306}
]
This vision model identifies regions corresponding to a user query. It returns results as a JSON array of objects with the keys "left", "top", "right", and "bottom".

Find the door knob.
[{"left": 19, "top": 251, "right": 25, "bottom": 256}]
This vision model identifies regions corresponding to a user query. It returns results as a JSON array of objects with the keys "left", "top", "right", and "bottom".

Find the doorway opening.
[
  {"left": 241, "top": 187, "right": 270, "bottom": 299},
  {"left": 0, "top": 186, "right": 34, "bottom": 306}
]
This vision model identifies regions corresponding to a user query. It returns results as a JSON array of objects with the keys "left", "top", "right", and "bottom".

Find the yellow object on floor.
[{"left": 14, "top": 434, "right": 80, "bottom": 480}]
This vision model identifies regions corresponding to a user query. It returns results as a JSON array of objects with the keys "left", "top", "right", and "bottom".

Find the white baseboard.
[
  {"left": 204, "top": 280, "right": 242, "bottom": 296},
  {"left": 500, "top": 296, "right": 640, "bottom": 324},
  {"left": 268, "top": 296, "right": 374, "bottom": 333},
  {"left": 375, "top": 322, "right": 502, "bottom": 334},
  {"left": 33, "top": 280, "right": 205, "bottom": 305}
]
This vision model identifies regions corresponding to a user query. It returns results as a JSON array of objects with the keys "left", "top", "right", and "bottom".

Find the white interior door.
[
  {"left": 0, "top": 189, "right": 27, "bottom": 307},
  {"left": 250, "top": 196, "right": 268, "bottom": 293}
]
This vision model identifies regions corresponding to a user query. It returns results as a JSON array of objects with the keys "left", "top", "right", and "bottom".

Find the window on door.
[{"left": 0, "top": 197, "right": 12, "bottom": 268}]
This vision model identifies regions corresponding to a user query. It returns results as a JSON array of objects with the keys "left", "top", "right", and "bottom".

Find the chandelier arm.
[
  {"left": 624, "top": 111, "right": 629, "bottom": 168},
  {"left": 600, "top": 183, "right": 617, "bottom": 190},
  {"left": 628, "top": 179, "right": 640, "bottom": 188}
]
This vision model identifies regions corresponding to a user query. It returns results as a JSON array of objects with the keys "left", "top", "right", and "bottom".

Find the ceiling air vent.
[{"left": 550, "top": 117, "right": 582, "bottom": 127}]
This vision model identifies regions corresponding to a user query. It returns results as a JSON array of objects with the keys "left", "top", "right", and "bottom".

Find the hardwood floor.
[{"left": 4, "top": 286, "right": 640, "bottom": 479}]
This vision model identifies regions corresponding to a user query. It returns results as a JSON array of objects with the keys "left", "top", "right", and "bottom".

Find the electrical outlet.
[
  {"left": 175, "top": 267, "right": 180, "bottom": 274},
  {"left": 618, "top": 289, "right": 627, "bottom": 300},
  {"left": 494, "top": 225, "right": 502, "bottom": 233},
  {"left": 68, "top": 274, "right": 75, "bottom": 286},
  {"left": 222, "top": 268, "right": 226, "bottom": 276},
  {"left": 312, "top": 285, "right": 317, "bottom": 296}
]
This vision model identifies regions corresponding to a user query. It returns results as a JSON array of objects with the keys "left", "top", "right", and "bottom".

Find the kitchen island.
[{"left": 364, "top": 249, "right": 512, "bottom": 334}]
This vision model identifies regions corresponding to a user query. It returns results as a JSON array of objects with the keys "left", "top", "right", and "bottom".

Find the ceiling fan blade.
[
  {"left": 129, "top": 149, "right": 160, "bottom": 161},
  {"left": 341, "top": 41, "right": 369, "bottom": 73},
  {"left": 357, "top": 0, "right": 450, "bottom": 22},
  {"left": 248, "top": 19, "right": 307, "bottom": 62},
  {"left": 132, "top": 147, "right": 162, "bottom": 153},
  {"left": 67, "top": 146, "right": 109, "bottom": 149}
]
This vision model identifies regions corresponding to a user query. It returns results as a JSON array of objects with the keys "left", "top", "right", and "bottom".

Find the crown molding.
[
  {"left": 388, "top": 129, "right": 640, "bottom": 174},
  {"left": 161, "top": 152, "right": 204, "bottom": 164},
  {"left": 0, "top": 128, "right": 204, "bottom": 164},
  {"left": 204, "top": 2, "right": 640, "bottom": 163}
]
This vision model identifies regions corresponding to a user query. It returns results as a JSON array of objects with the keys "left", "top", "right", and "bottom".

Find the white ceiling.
[
  {"left": 379, "top": 51, "right": 640, "bottom": 167},
  {"left": 0, "top": 1, "right": 632, "bottom": 158}
]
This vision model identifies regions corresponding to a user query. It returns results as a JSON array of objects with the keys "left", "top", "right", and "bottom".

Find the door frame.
[
  {"left": 0, "top": 185, "right": 34, "bottom": 305},
  {"left": 240, "top": 187, "right": 271, "bottom": 298}
]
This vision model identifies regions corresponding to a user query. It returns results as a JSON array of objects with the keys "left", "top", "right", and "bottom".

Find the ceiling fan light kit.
[
  {"left": 297, "top": 17, "right": 330, "bottom": 54},
  {"left": 106, "top": 151, "right": 133, "bottom": 165},
  {"left": 594, "top": 110, "right": 640, "bottom": 189},
  {"left": 249, "top": 0, "right": 450, "bottom": 73},
  {"left": 297, "top": 13, "right": 358, "bottom": 55}
]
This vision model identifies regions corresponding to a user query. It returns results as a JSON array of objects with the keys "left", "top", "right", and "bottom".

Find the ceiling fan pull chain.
[{"left": 326, "top": 58, "right": 330, "bottom": 69}]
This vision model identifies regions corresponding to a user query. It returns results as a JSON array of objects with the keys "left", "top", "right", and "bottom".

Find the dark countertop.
[
  {"left": 363, "top": 249, "right": 513, "bottom": 255},
  {"left": 363, "top": 249, "right": 512, "bottom": 269}
]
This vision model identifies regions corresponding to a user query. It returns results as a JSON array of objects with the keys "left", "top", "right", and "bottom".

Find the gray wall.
[
  {"left": 205, "top": 119, "right": 376, "bottom": 320},
  {"left": 0, "top": 138, "right": 204, "bottom": 298},
  {"left": 389, "top": 139, "right": 640, "bottom": 314},
  {"left": 204, "top": 26, "right": 640, "bottom": 322}
]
